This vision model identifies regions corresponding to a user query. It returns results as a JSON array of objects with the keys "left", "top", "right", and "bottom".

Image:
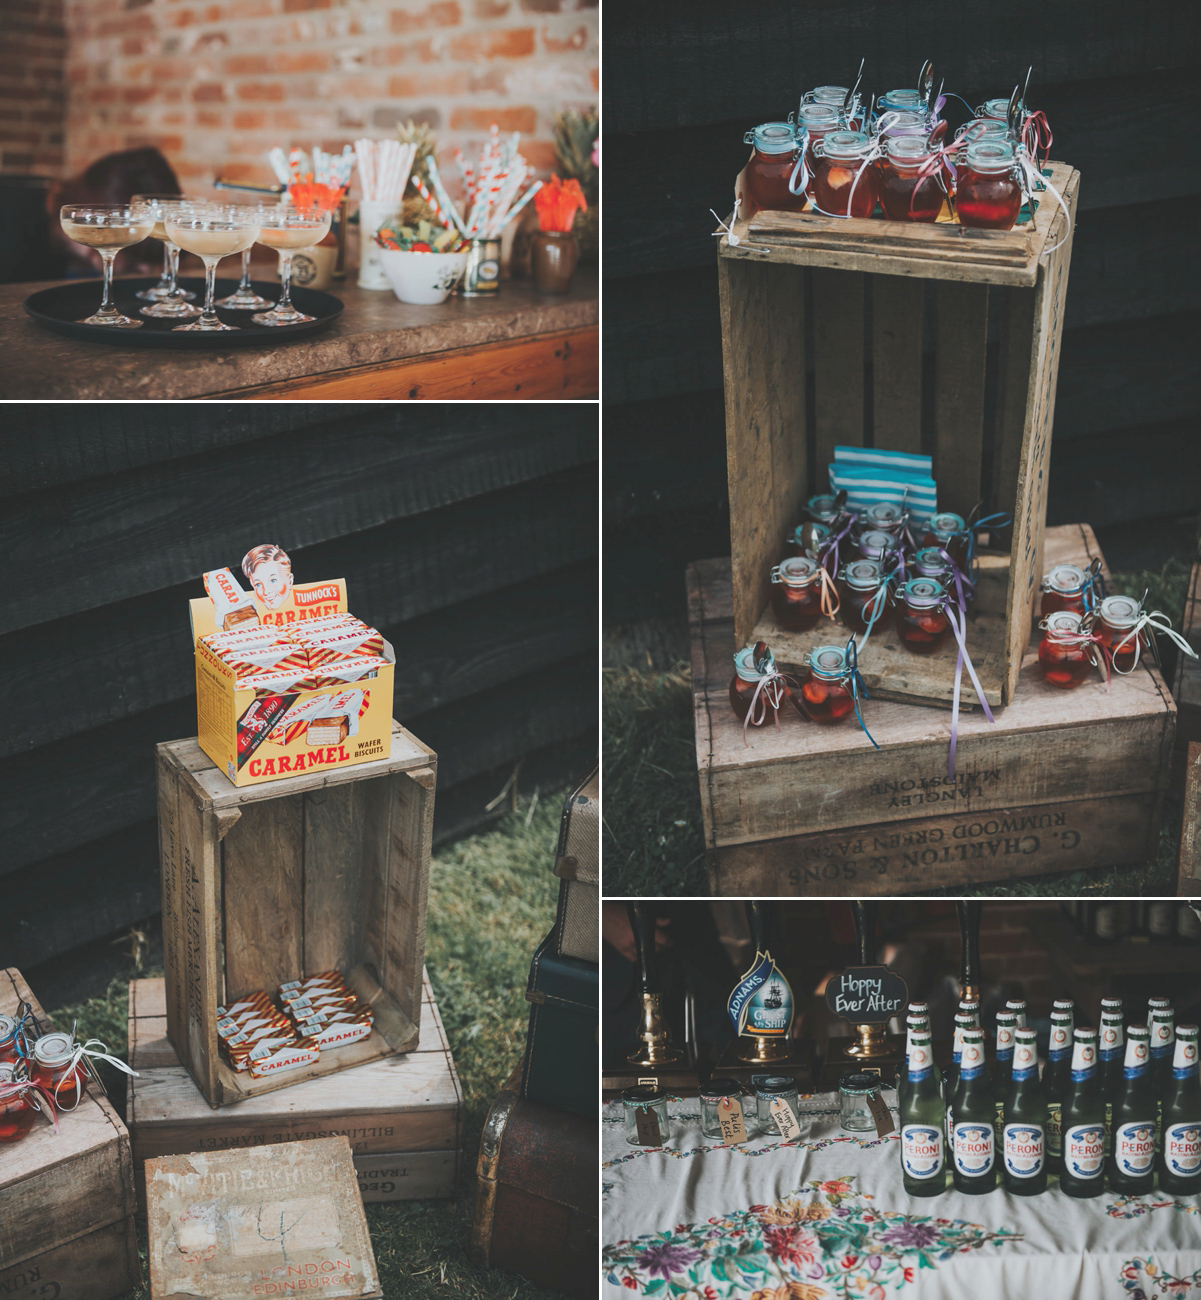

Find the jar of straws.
[{"left": 354, "top": 138, "right": 418, "bottom": 289}]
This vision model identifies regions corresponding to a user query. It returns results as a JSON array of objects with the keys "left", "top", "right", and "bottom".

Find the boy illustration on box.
[{"left": 242, "top": 544, "right": 294, "bottom": 611}]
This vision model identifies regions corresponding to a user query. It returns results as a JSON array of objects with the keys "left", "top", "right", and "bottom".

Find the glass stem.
[
  {"left": 100, "top": 251, "right": 117, "bottom": 315},
  {"left": 239, "top": 248, "right": 252, "bottom": 291},
  {"left": 167, "top": 243, "right": 181, "bottom": 295},
  {"left": 278, "top": 252, "right": 294, "bottom": 311},
  {"left": 158, "top": 241, "right": 172, "bottom": 288},
  {"left": 201, "top": 257, "right": 219, "bottom": 324}
]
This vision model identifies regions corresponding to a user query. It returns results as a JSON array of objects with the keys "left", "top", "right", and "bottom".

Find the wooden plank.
[
  {"left": 709, "top": 792, "right": 1165, "bottom": 896},
  {"left": 303, "top": 781, "right": 370, "bottom": 976},
  {"left": 384, "top": 767, "right": 435, "bottom": 1032},
  {"left": 1180, "top": 743, "right": 1201, "bottom": 894},
  {"left": 0, "top": 969, "right": 136, "bottom": 1271},
  {"left": 0, "top": 412, "right": 598, "bottom": 637},
  {"left": 870, "top": 274, "right": 924, "bottom": 452},
  {"left": 223, "top": 327, "right": 599, "bottom": 401},
  {"left": 691, "top": 525, "right": 1177, "bottom": 852},
  {"left": 157, "top": 757, "right": 188, "bottom": 1083},
  {"left": 0, "top": 1217, "right": 139, "bottom": 1300},
  {"left": 1001, "top": 169, "right": 1081, "bottom": 703},
  {"left": 221, "top": 796, "right": 305, "bottom": 1000},
  {"left": 607, "top": 10, "right": 1197, "bottom": 134},
  {"left": 811, "top": 266, "right": 864, "bottom": 472},
  {"left": 934, "top": 279, "right": 989, "bottom": 515},
  {"left": 718, "top": 257, "right": 809, "bottom": 648}
]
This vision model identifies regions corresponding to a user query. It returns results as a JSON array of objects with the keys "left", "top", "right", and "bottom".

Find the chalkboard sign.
[{"left": 825, "top": 965, "right": 908, "bottom": 1023}]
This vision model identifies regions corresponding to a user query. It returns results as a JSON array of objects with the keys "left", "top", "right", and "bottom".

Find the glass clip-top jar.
[
  {"left": 856, "top": 528, "right": 899, "bottom": 564},
  {"left": 729, "top": 642, "right": 791, "bottom": 728},
  {"left": 1040, "top": 563, "right": 1090, "bottom": 619},
  {"left": 1037, "top": 610, "right": 1101, "bottom": 688},
  {"left": 791, "top": 105, "right": 842, "bottom": 201},
  {"left": 838, "top": 559, "right": 891, "bottom": 636},
  {"left": 879, "top": 135, "right": 945, "bottom": 222},
  {"left": 1097, "top": 595, "right": 1147, "bottom": 674},
  {"left": 813, "top": 130, "right": 879, "bottom": 219},
  {"left": 896, "top": 577, "right": 950, "bottom": 654},
  {"left": 743, "top": 122, "right": 807, "bottom": 216},
  {"left": 770, "top": 555, "right": 824, "bottom": 632},
  {"left": 31, "top": 1032, "right": 89, "bottom": 1112},
  {"left": 912, "top": 546, "right": 954, "bottom": 583},
  {"left": 957, "top": 139, "right": 1022, "bottom": 230},
  {"left": 0, "top": 1063, "right": 39, "bottom": 1143},
  {"left": 921, "top": 512, "right": 969, "bottom": 564},
  {"left": 860, "top": 501, "right": 906, "bottom": 534},
  {"left": 0, "top": 1015, "right": 19, "bottom": 1065},
  {"left": 805, "top": 492, "right": 843, "bottom": 526}
]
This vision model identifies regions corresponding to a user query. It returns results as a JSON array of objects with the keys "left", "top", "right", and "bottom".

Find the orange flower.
[
  {"left": 288, "top": 180, "right": 347, "bottom": 214},
  {"left": 535, "top": 175, "right": 588, "bottom": 232}
]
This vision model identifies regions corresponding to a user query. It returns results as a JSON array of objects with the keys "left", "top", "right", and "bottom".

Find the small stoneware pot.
[{"left": 530, "top": 230, "right": 579, "bottom": 293}]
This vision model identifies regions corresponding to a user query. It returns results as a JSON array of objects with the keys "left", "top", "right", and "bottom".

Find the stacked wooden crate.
[
  {"left": 0, "top": 968, "right": 139, "bottom": 1300},
  {"left": 694, "top": 164, "right": 1179, "bottom": 892}
]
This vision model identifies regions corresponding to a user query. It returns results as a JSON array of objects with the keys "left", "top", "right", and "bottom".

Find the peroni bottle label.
[
  {"left": 1003, "top": 1123, "right": 1044, "bottom": 1178},
  {"left": 901, "top": 1124, "right": 943, "bottom": 1179},
  {"left": 1046, "top": 1103, "right": 1063, "bottom": 1156},
  {"left": 953, "top": 1122, "right": 994, "bottom": 1176},
  {"left": 1064, "top": 1123, "right": 1105, "bottom": 1178},
  {"left": 1115, "top": 1122, "right": 1156, "bottom": 1175},
  {"left": 1166, "top": 1123, "right": 1201, "bottom": 1177}
]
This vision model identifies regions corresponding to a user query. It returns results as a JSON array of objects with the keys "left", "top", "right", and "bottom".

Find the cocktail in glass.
[
  {"left": 59, "top": 204, "right": 156, "bottom": 328},
  {"left": 163, "top": 206, "right": 262, "bottom": 331},
  {"left": 131, "top": 193, "right": 201, "bottom": 318},
  {"left": 252, "top": 207, "right": 332, "bottom": 326}
]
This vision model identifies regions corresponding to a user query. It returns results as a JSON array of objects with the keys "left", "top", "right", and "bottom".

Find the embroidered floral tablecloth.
[{"left": 602, "top": 1093, "right": 1201, "bottom": 1299}]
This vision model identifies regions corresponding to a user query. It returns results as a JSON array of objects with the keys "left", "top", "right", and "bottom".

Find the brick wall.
[
  {"left": 0, "top": 0, "right": 67, "bottom": 173},
  {"left": 51, "top": 0, "right": 596, "bottom": 194}
]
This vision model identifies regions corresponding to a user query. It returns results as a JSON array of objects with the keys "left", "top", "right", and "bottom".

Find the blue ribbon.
[
  {"left": 14, "top": 1002, "right": 38, "bottom": 1060},
  {"left": 727, "top": 952, "right": 775, "bottom": 1034},
  {"left": 1085, "top": 565, "right": 1107, "bottom": 613},
  {"left": 844, "top": 637, "right": 880, "bottom": 750},
  {"left": 963, "top": 512, "right": 1011, "bottom": 583}
]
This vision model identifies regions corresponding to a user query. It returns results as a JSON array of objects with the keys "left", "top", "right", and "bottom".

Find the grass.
[
  {"left": 52, "top": 793, "right": 571, "bottom": 1300},
  {"left": 603, "top": 558, "right": 1193, "bottom": 898}
]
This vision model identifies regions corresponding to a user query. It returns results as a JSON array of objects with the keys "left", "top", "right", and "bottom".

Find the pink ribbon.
[
  {"left": 1022, "top": 110, "right": 1053, "bottom": 169},
  {"left": 0, "top": 1078, "right": 59, "bottom": 1131},
  {"left": 741, "top": 669, "right": 796, "bottom": 746}
]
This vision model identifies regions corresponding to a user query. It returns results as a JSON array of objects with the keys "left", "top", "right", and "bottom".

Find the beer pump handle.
[
  {"left": 957, "top": 901, "right": 983, "bottom": 992},
  {"left": 851, "top": 901, "right": 878, "bottom": 965},
  {"left": 627, "top": 902, "right": 661, "bottom": 995},
  {"left": 746, "top": 899, "right": 770, "bottom": 953}
]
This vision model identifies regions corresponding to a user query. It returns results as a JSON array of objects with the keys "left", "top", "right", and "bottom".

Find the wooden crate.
[
  {"left": 718, "top": 161, "right": 1080, "bottom": 709},
  {"left": 127, "top": 972, "right": 462, "bottom": 1207},
  {"left": 690, "top": 524, "right": 1177, "bottom": 895},
  {"left": 157, "top": 718, "right": 436, "bottom": 1107},
  {"left": 0, "top": 968, "right": 139, "bottom": 1299},
  {"left": 127, "top": 972, "right": 462, "bottom": 1212},
  {"left": 1180, "top": 743, "right": 1201, "bottom": 895}
]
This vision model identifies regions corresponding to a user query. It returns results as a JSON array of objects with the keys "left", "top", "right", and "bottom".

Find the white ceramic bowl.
[{"left": 378, "top": 248, "right": 468, "bottom": 305}]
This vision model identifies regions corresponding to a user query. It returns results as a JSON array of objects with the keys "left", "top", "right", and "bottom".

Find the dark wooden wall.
[
  {"left": 603, "top": 0, "right": 1201, "bottom": 624},
  {"left": 1, "top": 405, "right": 597, "bottom": 984}
]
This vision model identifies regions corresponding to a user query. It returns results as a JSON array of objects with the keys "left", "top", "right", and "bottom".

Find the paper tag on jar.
[
  {"left": 634, "top": 1105, "right": 663, "bottom": 1146},
  {"left": 718, "top": 1096, "right": 748, "bottom": 1145},
  {"left": 769, "top": 1096, "right": 801, "bottom": 1141},
  {"left": 866, "top": 1087, "right": 895, "bottom": 1137}
]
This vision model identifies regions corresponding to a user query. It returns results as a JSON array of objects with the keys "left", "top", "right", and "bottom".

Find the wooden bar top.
[{"left": 0, "top": 270, "right": 598, "bottom": 400}]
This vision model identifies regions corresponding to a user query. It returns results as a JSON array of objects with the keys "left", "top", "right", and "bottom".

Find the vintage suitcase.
[
  {"left": 521, "top": 933, "right": 597, "bottom": 1115},
  {"left": 552, "top": 766, "right": 599, "bottom": 963},
  {"left": 471, "top": 1069, "right": 597, "bottom": 1297}
]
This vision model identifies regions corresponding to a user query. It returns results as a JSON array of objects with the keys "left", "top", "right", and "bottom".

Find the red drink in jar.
[
  {"left": 1097, "top": 595, "right": 1148, "bottom": 673},
  {"left": 921, "top": 512, "right": 970, "bottom": 566},
  {"left": 879, "top": 135, "right": 944, "bottom": 222},
  {"left": 743, "top": 122, "right": 806, "bottom": 218},
  {"left": 770, "top": 556, "right": 824, "bottom": 631},
  {"left": 896, "top": 578, "right": 950, "bottom": 654},
  {"left": 814, "top": 130, "right": 879, "bottom": 218},
  {"left": 957, "top": 139, "right": 1022, "bottom": 231},
  {"left": 729, "top": 644, "right": 789, "bottom": 724},
  {"left": 798, "top": 644, "right": 858, "bottom": 724},
  {"left": 31, "top": 1032, "right": 87, "bottom": 1111},
  {"left": 1039, "top": 564, "right": 1090, "bottom": 620},
  {"left": 0, "top": 1015, "right": 19, "bottom": 1065},
  {"left": 837, "top": 559, "right": 891, "bottom": 635},
  {"left": 0, "top": 1065, "right": 36, "bottom": 1142},
  {"left": 795, "top": 103, "right": 844, "bottom": 200},
  {"left": 1038, "top": 611, "right": 1096, "bottom": 687}
]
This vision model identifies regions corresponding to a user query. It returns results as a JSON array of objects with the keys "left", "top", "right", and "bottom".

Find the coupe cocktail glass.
[
  {"left": 252, "top": 207, "right": 332, "bottom": 326},
  {"left": 163, "top": 206, "right": 262, "bottom": 331},
  {"left": 59, "top": 203, "right": 156, "bottom": 328},
  {"left": 131, "top": 193, "right": 201, "bottom": 318}
]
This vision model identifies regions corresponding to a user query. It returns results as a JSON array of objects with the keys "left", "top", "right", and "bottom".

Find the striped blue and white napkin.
[{"left": 828, "top": 446, "right": 937, "bottom": 526}]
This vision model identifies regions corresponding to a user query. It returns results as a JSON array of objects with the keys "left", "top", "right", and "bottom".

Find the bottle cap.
[
  {"left": 622, "top": 1085, "right": 665, "bottom": 1104},
  {"left": 754, "top": 1075, "right": 798, "bottom": 1094},
  {"left": 699, "top": 1078, "right": 743, "bottom": 1100},
  {"left": 840, "top": 1070, "right": 883, "bottom": 1094}
]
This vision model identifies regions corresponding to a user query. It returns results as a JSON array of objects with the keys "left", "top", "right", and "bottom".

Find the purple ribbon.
[{"left": 938, "top": 580, "right": 996, "bottom": 777}]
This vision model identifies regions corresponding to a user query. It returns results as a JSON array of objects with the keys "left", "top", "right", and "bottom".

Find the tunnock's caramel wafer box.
[{"left": 190, "top": 545, "right": 394, "bottom": 787}]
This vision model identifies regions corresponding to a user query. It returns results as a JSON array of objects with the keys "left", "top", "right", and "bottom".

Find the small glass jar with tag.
[
  {"left": 770, "top": 555, "right": 824, "bottom": 631},
  {"left": 1037, "top": 610, "right": 1097, "bottom": 687},
  {"left": 896, "top": 577, "right": 950, "bottom": 654},
  {"left": 793, "top": 104, "right": 843, "bottom": 201},
  {"left": 957, "top": 139, "right": 1022, "bottom": 230},
  {"left": 1097, "top": 595, "right": 1148, "bottom": 673},
  {"left": 729, "top": 643, "right": 789, "bottom": 724},
  {"left": 743, "top": 122, "right": 806, "bottom": 217},
  {"left": 622, "top": 1085, "right": 670, "bottom": 1146},
  {"left": 755, "top": 1075, "right": 801, "bottom": 1137},
  {"left": 839, "top": 1071, "right": 884, "bottom": 1131},
  {"left": 699, "top": 1078, "right": 747, "bottom": 1139},
  {"left": 813, "top": 130, "right": 879, "bottom": 218},
  {"left": 798, "top": 644, "right": 859, "bottom": 723},
  {"left": 879, "top": 135, "right": 945, "bottom": 222}
]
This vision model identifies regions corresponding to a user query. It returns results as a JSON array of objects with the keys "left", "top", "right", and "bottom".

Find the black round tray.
[{"left": 23, "top": 277, "right": 343, "bottom": 348}]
